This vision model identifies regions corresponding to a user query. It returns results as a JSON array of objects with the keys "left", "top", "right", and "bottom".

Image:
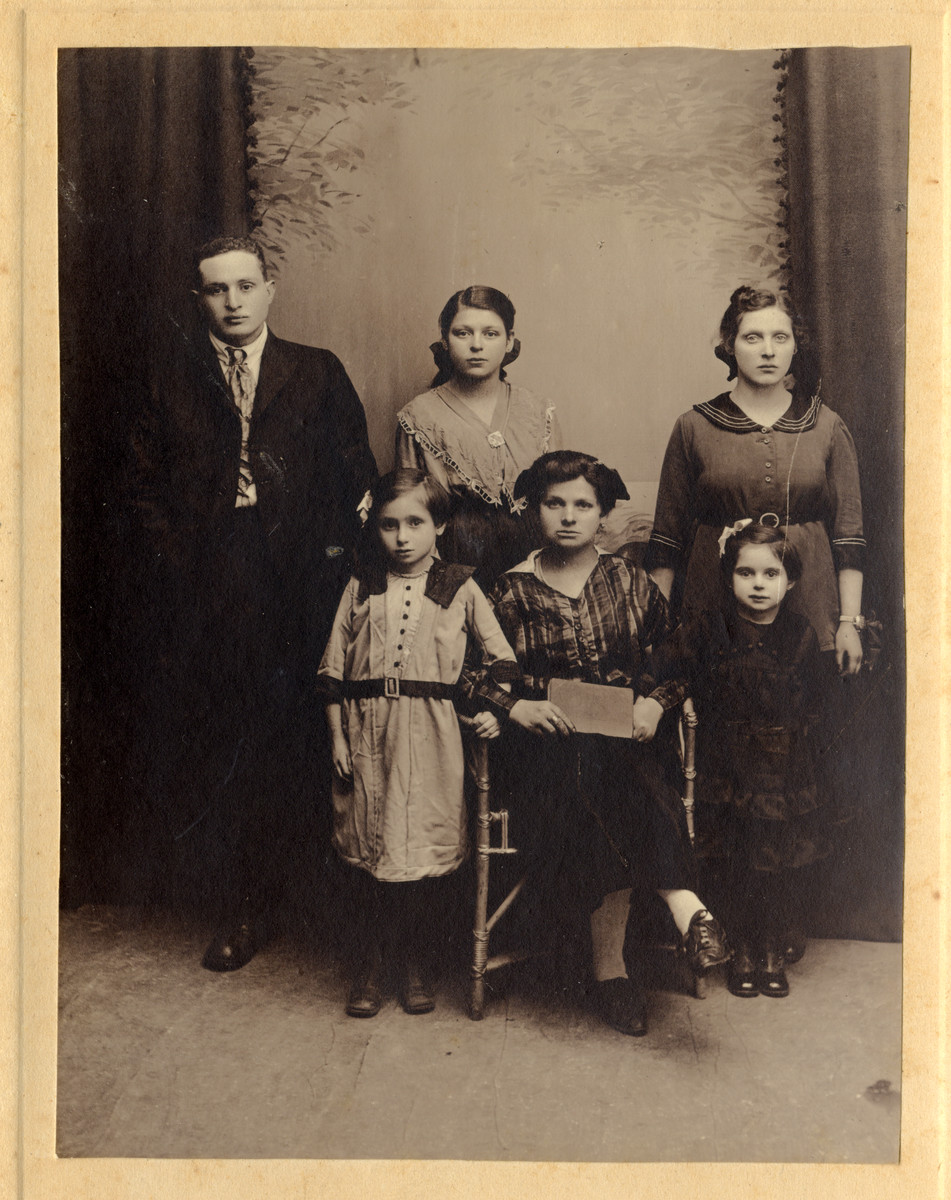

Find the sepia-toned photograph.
[{"left": 55, "top": 43, "right": 907, "bottom": 1165}]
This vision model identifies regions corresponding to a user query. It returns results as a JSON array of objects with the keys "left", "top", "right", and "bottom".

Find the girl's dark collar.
[
  {"left": 693, "top": 390, "right": 822, "bottom": 433},
  {"left": 356, "top": 557, "right": 475, "bottom": 608},
  {"left": 720, "top": 598, "right": 808, "bottom": 646}
]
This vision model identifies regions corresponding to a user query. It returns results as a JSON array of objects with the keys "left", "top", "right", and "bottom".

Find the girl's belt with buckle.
[{"left": 341, "top": 678, "right": 458, "bottom": 700}]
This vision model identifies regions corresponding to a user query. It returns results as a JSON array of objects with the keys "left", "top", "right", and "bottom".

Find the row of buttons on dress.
[
  {"left": 394, "top": 584, "right": 413, "bottom": 667},
  {"left": 757, "top": 430, "right": 774, "bottom": 483}
]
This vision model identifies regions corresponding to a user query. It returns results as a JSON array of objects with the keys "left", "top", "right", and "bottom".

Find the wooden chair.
[{"left": 466, "top": 696, "right": 704, "bottom": 1021}]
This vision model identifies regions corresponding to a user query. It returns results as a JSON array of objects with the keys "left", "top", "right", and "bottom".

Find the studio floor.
[{"left": 56, "top": 903, "right": 902, "bottom": 1163}]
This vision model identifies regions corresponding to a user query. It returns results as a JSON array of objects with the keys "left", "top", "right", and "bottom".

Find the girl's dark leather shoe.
[
  {"left": 201, "top": 921, "right": 262, "bottom": 972},
  {"left": 727, "top": 942, "right": 759, "bottom": 997},
  {"left": 346, "top": 948, "right": 384, "bottom": 1017},
  {"left": 757, "top": 947, "right": 790, "bottom": 998},
  {"left": 783, "top": 928, "right": 807, "bottom": 964},
  {"left": 400, "top": 960, "right": 435, "bottom": 1014}
]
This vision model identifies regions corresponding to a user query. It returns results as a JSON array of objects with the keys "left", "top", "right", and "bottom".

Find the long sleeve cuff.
[
  {"left": 644, "top": 677, "right": 688, "bottom": 712},
  {"left": 457, "top": 680, "right": 517, "bottom": 718},
  {"left": 482, "top": 687, "right": 518, "bottom": 716},
  {"left": 643, "top": 533, "right": 683, "bottom": 573},
  {"left": 458, "top": 657, "right": 520, "bottom": 717},
  {"left": 315, "top": 674, "right": 344, "bottom": 704},
  {"left": 831, "top": 539, "right": 866, "bottom": 572}
]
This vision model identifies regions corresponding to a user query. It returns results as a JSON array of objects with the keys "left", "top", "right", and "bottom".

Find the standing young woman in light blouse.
[{"left": 396, "top": 286, "right": 561, "bottom": 589}]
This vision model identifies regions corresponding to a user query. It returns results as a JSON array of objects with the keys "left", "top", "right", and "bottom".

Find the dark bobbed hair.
[
  {"left": 371, "top": 468, "right": 452, "bottom": 529},
  {"left": 715, "top": 284, "right": 815, "bottom": 393},
  {"left": 430, "top": 285, "right": 521, "bottom": 386},
  {"left": 193, "top": 236, "right": 271, "bottom": 287},
  {"left": 354, "top": 469, "right": 452, "bottom": 588},
  {"left": 719, "top": 522, "right": 804, "bottom": 590},
  {"left": 513, "top": 451, "right": 630, "bottom": 517}
]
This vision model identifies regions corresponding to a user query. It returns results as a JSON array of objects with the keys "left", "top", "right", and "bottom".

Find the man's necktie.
[
  {"left": 226, "top": 347, "right": 257, "bottom": 505},
  {"left": 226, "top": 346, "right": 255, "bottom": 420}
]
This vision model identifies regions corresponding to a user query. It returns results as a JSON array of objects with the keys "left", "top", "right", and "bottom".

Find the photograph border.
[{"left": 5, "top": 3, "right": 946, "bottom": 1198}]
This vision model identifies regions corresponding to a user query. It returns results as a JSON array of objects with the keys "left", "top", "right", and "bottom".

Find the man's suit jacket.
[{"left": 130, "top": 329, "right": 377, "bottom": 663}]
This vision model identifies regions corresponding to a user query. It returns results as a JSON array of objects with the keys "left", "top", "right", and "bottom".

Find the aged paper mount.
[{"left": 3, "top": 2, "right": 946, "bottom": 1199}]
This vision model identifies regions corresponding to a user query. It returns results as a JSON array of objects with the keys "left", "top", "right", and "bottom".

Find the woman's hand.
[
  {"left": 632, "top": 695, "right": 663, "bottom": 742},
  {"left": 471, "top": 711, "right": 502, "bottom": 739},
  {"left": 835, "top": 622, "right": 864, "bottom": 675},
  {"left": 331, "top": 733, "right": 353, "bottom": 783},
  {"left": 649, "top": 567, "right": 675, "bottom": 602},
  {"left": 836, "top": 570, "right": 864, "bottom": 676},
  {"left": 509, "top": 699, "right": 576, "bottom": 737}
]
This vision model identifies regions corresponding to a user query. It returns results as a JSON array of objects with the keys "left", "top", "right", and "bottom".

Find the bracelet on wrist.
[{"left": 838, "top": 614, "right": 866, "bottom": 630}]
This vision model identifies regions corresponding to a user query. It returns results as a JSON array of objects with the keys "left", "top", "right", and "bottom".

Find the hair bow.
[{"left": 717, "top": 518, "right": 753, "bottom": 557}]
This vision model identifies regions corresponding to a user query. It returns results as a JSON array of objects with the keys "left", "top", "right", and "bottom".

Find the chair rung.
[
  {"left": 485, "top": 949, "right": 535, "bottom": 972},
  {"left": 486, "top": 876, "right": 526, "bottom": 932}
]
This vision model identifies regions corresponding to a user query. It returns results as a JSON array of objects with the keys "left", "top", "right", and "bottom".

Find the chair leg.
[
  {"left": 469, "top": 967, "right": 486, "bottom": 1020},
  {"left": 469, "top": 740, "right": 491, "bottom": 1020}
]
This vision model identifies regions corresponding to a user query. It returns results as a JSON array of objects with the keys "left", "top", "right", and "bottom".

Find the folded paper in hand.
[{"left": 547, "top": 678, "right": 635, "bottom": 739}]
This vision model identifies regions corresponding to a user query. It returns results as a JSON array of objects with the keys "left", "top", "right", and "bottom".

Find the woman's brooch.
[{"left": 486, "top": 431, "right": 506, "bottom": 449}]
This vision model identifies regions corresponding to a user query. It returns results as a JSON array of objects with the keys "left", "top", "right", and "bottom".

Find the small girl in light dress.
[{"left": 318, "top": 469, "right": 517, "bottom": 1017}]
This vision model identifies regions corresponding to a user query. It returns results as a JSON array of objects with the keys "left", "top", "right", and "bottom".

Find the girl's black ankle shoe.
[
  {"left": 683, "top": 909, "right": 732, "bottom": 974},
  {"left": 727, "top": 942, "right": 759, "bottom": 997},
  {"left": 783, "top": 928, "right": 807, "bottom": 964},
  {"left": 400, "top": 958, "right": 435, "bottom": 1014},
  {"left": 757, "top": 947, "right": 790, "bottom": 998},
  {"left": 346, "top": 947, "right": 383, "bottom": 1017},
  {"left": 346, "top": 972, "right": 383, "bottom": 1017}
]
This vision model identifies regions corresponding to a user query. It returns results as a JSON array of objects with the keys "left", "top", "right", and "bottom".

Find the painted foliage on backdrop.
[
  {"left": 245, "top": 49, "right": 415, "bottom": 261},
  {"left": 246, "top": 47, "right": 788, "bottom": 287}
]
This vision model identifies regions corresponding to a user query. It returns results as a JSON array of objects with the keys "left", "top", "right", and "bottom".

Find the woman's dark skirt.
[{"left": 492, "top": 726, "right": 695, "bottom": 915}]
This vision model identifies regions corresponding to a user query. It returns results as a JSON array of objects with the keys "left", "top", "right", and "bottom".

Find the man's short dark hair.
[{"left": 193, "top": 236, "right": 270, "bottom": 287}]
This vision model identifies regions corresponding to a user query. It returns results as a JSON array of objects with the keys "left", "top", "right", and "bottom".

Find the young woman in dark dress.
[{"left": 647, "top": 285, "right": 866, "bottom": 673}]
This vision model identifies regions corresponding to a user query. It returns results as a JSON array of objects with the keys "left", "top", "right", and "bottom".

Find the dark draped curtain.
[
  {"left": 58, "top": 47, "right": 907, "bottom": 941},
  {"left": 785, "top": 48, "right": 909, "bottom": 940},
  {"left": 59, "top": 48, "right": 250, "bottom": 904}
]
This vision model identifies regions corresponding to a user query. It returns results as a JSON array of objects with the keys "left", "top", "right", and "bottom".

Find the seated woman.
[
  {"left": 489, "top": 451, "right": 730, "bottom": 1038},
  {"left": 396, "top": 285, "right": 561, "bottom": 588}
]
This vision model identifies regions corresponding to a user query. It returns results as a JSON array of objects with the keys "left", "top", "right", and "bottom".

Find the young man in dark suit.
[{"left": 130, "top": 236, "right": 377, "bottom": 970}]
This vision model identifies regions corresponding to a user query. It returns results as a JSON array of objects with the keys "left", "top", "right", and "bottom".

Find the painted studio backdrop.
[
  {"left": 58, "top": 47, "right": 907, "bottom": 939},
  {"left": 248, "top": 48, "right": 788, "bottom": 484}
]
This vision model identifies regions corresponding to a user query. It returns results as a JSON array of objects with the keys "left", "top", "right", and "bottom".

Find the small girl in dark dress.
[{"left": 671, "top": 521, "right": 829, "bottom": 998}]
